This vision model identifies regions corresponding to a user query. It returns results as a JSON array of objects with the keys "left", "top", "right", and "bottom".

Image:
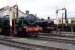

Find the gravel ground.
[{"left": 0, "top": 44, "right": 22, "bottom": 50}]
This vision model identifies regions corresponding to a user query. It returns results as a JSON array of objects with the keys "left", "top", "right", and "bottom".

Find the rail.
[
  {"left": 0, "top": 35, "right": 68, "bottom": 50},
  {"left": 0, "top": 36, "right": 54, "bottom": 50}
]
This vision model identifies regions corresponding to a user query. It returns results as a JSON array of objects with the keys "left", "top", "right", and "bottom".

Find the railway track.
[
  {"left": 27, "top": 32, "right": 75, "bottom": 44},
  {"left": 29, "top": 35, "right": 75, "bottom": 44},
  {"left": 0, "top": 34, "right": 75, "bottom": 44},
  {"left": 0, "top": 35, "right": 74, "bottom": 50},
  {"left": 0, "top": 36, "right": 52, "bottom": 50},
  {"left": 50, "top": 32, "right": 75, "bottom": 38}
]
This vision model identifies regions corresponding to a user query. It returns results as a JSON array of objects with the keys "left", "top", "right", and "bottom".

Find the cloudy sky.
[{"left": 0, "top": 0, "right": 75, "bottom": 19}]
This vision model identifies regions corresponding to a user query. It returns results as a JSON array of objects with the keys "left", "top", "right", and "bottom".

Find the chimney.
[
  {"left": 26, "top": 10, "right": 29, "bottom": 15},
  {"left": 48, "top": 17, "right": 50, "bottom": 20}
]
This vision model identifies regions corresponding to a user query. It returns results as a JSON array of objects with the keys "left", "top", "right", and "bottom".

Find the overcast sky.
[{"left": 0, "top": 0, "right": 75, "bottom": 19}]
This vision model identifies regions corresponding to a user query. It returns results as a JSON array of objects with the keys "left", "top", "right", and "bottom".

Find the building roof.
[{"left": 0, "top": 5, "right": 25, "bottom": 17}]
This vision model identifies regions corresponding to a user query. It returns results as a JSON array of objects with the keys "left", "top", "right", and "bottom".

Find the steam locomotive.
[
  {"left": 0, "top": 14, "right": 75, "bottom": 37},
  {"left": 16, "top": 14, "right": 55, "bottom": 37},
  {"left": 0, "top": 14, "right": 56, "bottom": 37},
  {"left": 0, "top": 16, "right": 10, "bottom": 36}
]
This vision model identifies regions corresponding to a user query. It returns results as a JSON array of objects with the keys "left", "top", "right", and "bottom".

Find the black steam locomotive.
[
  {"left": 0, "top": 14, "right": 75, "bottom": 37},
  {"left": 16, "top": 14, "right": 55, "bottom": 37},
  {"left": 0, "top": 16, "right": 10, "bottom": 36},
  {"left": 0, "top": 14, "right": 56, "bottom": 37}
]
